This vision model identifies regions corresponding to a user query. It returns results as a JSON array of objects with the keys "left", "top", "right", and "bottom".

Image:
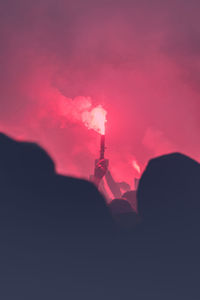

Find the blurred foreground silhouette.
[{"left": 0, "top": 133, "right": 200, "bottom": 299}]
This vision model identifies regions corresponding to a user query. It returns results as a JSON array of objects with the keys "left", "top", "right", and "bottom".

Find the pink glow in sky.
[{"left": 0, "top": 0, "right": 200, "bottom": 187}]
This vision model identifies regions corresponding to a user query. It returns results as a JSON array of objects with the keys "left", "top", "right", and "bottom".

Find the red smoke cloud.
[
  {"left": 0, "top": 0, "right": 200, "bottom": 189},
  {"left": 48, "top": 93, "right": 107, "bottom": 134}
]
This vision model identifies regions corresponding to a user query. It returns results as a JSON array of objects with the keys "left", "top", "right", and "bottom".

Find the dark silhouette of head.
[
  {"left": 122, "top": 190, "right": 138, "bottom": 213},
  {"left": 109, "top": 198, "right": 141, "bottom": 230},
  {"left": 0, "top": 132, "right": 55, "bottom": 183},
  {"left": 0, "top": 132, "right": 113, "bottom": 234},
  {"left": 109, "top": 198, "right": 133, "bottom": 215},
  {"left": 137, "top": 152, "right": 200, "bottom": 230},
  {"left": 18, "top": 141, "right": 55, "bottom": 176},
  {"left": 0, "top": 132, "right": 116, "bottom": 298}
]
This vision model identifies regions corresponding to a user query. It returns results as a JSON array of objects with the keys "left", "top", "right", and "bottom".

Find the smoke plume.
[{"left": 0, "top": 0, "right": 199, "bottom": 188}]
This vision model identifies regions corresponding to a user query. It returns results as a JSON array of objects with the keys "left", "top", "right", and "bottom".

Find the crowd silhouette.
[{"left": 0, "top": 132, "right": 200, "bottom": 299}]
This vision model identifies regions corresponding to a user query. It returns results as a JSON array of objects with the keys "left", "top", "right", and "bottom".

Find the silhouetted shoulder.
[{"left": 49, "top": 174, "right": 113, "bottom": 233}]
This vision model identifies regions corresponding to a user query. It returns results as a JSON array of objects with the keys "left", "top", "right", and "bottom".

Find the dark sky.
[{"left": 0, "top": 0, "right": 200, "bottom": 185}]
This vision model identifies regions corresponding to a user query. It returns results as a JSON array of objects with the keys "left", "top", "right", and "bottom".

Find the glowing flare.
[
  {"left": 55, "top": 94, "right": 107, "bottom": 135},
  {"left": 82, "top": 105, "right": 107, "bottom": 135},
  {"left": 132, "top": 160, "right": 141, "bottom": 174}
]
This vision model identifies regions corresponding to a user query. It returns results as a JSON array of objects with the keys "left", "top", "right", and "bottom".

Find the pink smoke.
[
  {"left": 0, "top": 0, "right": 199, "bottom": 190},
  {"left": 49, "top": 93, "right": 107, "bottom": 135}
]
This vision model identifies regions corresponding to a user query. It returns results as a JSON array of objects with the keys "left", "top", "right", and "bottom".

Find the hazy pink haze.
[{"left": 0, "top": 0, "right": 199, "bottom": 186}]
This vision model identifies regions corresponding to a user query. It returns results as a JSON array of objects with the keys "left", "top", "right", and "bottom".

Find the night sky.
[{"left": 0, "top": 0, "right": 199, "bottom": 186}]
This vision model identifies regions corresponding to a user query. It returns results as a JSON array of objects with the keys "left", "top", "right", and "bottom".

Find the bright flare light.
[{"left": 82, "top": 105, "right": 107, "bottom": 135}]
